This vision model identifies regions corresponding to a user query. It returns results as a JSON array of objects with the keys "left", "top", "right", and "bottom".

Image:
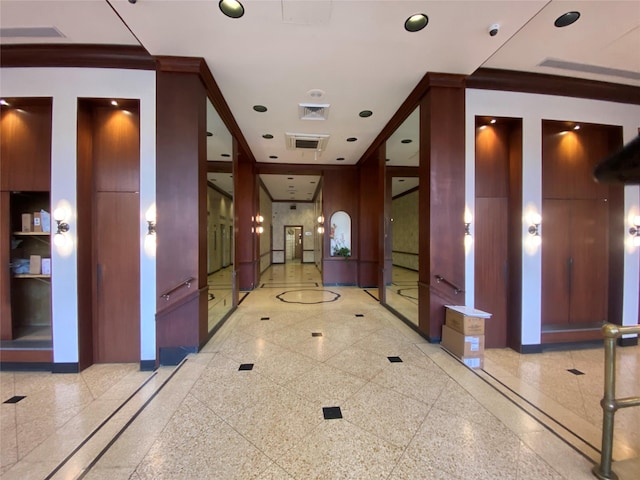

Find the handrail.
[
  {"left": 159, "top": 277, "right": 195, "bottom": 301},
  {"left": 434, "top": 274, "right": 464, "bottom": 295},
  {"left": 592, "top": 323, "right": 640, "bottom": 480}
]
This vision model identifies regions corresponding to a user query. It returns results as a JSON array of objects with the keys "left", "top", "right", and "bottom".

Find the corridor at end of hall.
[{"left": 1, "top": 263, "right": 638, "bottom": 479}]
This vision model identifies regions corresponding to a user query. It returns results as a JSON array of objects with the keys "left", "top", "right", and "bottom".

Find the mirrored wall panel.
[
  {"left": 384, "top": 107, "right": 419, "bottom": 325},
  {"left": 205, "top": 99, "right": 234, "bottom": 332}
]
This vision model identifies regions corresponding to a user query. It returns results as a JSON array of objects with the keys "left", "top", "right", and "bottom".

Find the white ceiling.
[{"left": 2, "top": 0, "right": 639, "bottom": 200}]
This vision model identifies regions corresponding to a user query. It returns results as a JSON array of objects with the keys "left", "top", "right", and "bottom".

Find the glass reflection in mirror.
[
  {"left": 384, "top": 107, "right": 419, "bottom": 325},
  {"left": 205, "top": 99, "right": 234, "bottom": 332}
]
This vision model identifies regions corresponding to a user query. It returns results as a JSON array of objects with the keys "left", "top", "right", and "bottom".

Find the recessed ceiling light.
[
  {"left": 262, "top": 133, "right": 274, "bottom": 139},
  {"left": 288, "top": 177, "right": 294, "bottom": 180},
  {"left": 554, "top": 11, "right": 580, "bottom": 27},
  {"left": 405, "top": 13, "right": 428, "bottom": 32},
  {"left": 399, "top": 179, "right": 405, "bottom": 182},
  {"left": 219, "top": 0, "right": 244, "bottom": 19},
  {"left": 221, "top": 153, "right": 230, "bottom": 157},
  {"left": 401, "top": 139, "right": 413, "bottom": 144},
  {"left": 359, "top": 110, "right": 373, "bottom": 118},
  {"left": 253, "top": 105, "right": 267, "bottom": 112},
  {"left": 336, "top": 157, "right": 345, "bottom": 161},
  {"left": 346, "top": 137, "right": 357, "bottom": 142},
  {"left": 269, "top": 155, "right": 278, "bottom": 159},
  {"left": 386, "top": 158, "right": 390, "bottom": 162},
  {"left": 207, "top": 131, "right": 213, "bottom": 136},
  {"left": 310, "top": 181, "right": 316, "bottom": 183}
]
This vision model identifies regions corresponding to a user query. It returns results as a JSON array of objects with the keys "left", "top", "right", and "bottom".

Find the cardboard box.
[
  {"left": 29, "top": 255, "right": 42, "bottom": 275},
  {"left": 441, "top": 324, "right": 484, "bottom": 358},
  {"left": 41, "top": 258, "right": 51, "bottom": 275},
  {"left": 33, "top": 212, "right": 43, "bottom": 232},
  {"left": 445, "top": 305, "right": 491, "bottom": 335},
  {"left": 22, "top": 213, "right": 33, "bottom": 232}
]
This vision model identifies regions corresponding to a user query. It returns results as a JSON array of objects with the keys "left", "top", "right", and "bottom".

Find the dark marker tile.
[
  {"left": 567, "top": 368, "right": 585, "bottom": 375},
  {"left": 3, "top": 395, "right": 26, "bottom": 404},
  {"left": 312, "top": 332, "right": 323, "bottom": 337},
  {"left": 355, "top": 314, "right": 364, "bottom": 317},
  {"left": 239, "top": 364, "right": 254, "bottom": 371},
  {"left": 260, "top": 317, "right": 270, "bottom": 321},
  {"left": 387, "top": 356, "right": 403, "bottom": 363},
  {"left": 323, "top": 406, "right": 343, "bottom": 420}
]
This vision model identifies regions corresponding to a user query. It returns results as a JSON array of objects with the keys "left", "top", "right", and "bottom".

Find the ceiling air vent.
[
  {"left": 286, "top": 133, "right": 330, "bottom": 151},
  {"left": 299, "top": 103, "right": 330, "bottom": 121},
  {"left": 0, "top": 27, "right": 65, "bottom": 38}
]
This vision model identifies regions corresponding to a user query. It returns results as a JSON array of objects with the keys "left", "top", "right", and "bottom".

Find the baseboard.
[{"left": 52, "top": 362, "right": 79, "bottom": 373}]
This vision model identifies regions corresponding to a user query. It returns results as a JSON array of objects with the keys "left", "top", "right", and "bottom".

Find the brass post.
[{"left": 592, "top": 324, "right": 619, "bottom": 480}]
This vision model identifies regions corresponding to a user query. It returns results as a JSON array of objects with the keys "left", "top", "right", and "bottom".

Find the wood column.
[
  {"left": 155, "top": 61, "right": 208, "bottom": 365},
  {"left": 418, "top": 74, "right": 466, "bottom": 341},
  {"left": 322, "top": 167, "right": 359, "bottom": 285},
  {"left": 358, "top": 148, "right": 385, "bottom": 288},
  {"left": 234, "top": 144, "right": 259, "bottom": 291}
]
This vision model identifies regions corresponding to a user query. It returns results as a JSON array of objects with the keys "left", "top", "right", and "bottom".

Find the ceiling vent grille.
[
  {"left": 299, "top": 103, "right": 330, "bottom": 121},
  {"left": 286, "top": 133, "right": 330, "bottom": 151},
  {"left": 0, "top": 27, "right": 65, "bottom": 38}
]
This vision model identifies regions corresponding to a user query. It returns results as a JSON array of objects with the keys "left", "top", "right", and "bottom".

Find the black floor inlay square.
[
  {"left": 355, "top": 314, "right": 364, "bottom": 317},
  {"left": 567, "top": 368, "right": 585, "bottom": 375},
  {"left": 239, "top": 363, "right": 254, "bottom": 371},
  {"left": 387, "top": 356, "right": 403, "bottom": 363},
  {"left": 260, "top": 317, "right": 270, "bottom": 321},
  {"left": 323, "top": 406, "right": 343, "bottom": 420},
  {"left": 4, "top": 395, "right": 26, "bottom": 404},
  {"left": 312, "top": 332, "right": 323, "bottom": 337}
]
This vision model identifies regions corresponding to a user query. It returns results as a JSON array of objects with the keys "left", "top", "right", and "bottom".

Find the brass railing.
[
  {"left": 592, "top": 323, "right": 640, "bottom": 480},
  {"left": 159, "top": 277, "right": 195, "bottom": 301}
]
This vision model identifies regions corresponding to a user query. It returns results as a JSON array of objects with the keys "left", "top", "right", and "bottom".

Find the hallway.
[{"left": 1, "top": 264, "right": 638, "bottom": 479}]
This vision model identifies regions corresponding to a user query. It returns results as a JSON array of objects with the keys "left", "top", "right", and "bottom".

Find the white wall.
[
  {"left": 0, "top": 67, "right": 157, "bottom": 364},
  {"left": 465, "top": 89, "right": 640, "bottom": 347}
]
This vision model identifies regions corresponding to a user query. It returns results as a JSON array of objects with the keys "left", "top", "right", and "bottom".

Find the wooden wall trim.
[
  {"left": 156, "top": 55, "right": 256, "bottom": 165},
  {"left": 0, "top": 44, "right": 155, "bottom": 70},
  {"left": 468, "top": 68, "right": 640, "bottom": 105}
]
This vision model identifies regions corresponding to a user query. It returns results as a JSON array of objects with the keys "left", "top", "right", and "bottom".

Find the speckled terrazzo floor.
[{"left": 1, "top": 263, "right": 638, "bottom": 479}]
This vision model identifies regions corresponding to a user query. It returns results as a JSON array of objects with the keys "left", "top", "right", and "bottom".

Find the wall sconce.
[
  {"left": 145, "top": 206, "right": 156, "bottom": 235},
  {"left": 528, "top": 212, "right": 542, "bottom": 246},
  {"left": 53, "top": 208, "right": 70, "bottom": 247},
  {"left": 256, "top": 214, "right": 264, "bottom": 234},
  {"left": 463, "top": 210, "right": 472, "bottom": 236},
  {"left": 630, "top": 215, "right": 640, "bottom": 247},
  {"left": 317, "top": 214, "right": 325, "bottom": 234}
]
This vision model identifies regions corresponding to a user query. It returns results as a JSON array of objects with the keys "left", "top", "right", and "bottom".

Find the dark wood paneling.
[
  {"left": 570, "top": 199, "right": 609, "bottom": 324},
  {"left": 156, "top": 70, "right": 208, "bottom": 354},
  {"left": 93, "top": 107, "right": 140, "bottom": 193},
  {"left": 542, "top": 122, "right": 624, "bottom": 338},
  {"left": 507, "top": 123, "right": 523, "bottom": 350},
  {"left": 155, "top": 292, "right": 202, "bottom": 360},
  {"left": 541, "top": 199, "right": 571, "bottom": 326},
  {"left": 542, "top": 122, "right": 610, "bottom": 200},
  {"left": 475, "top": 123, "right": 509, "bottom": 198},
  {"left": 76, "top": 102, "right": 94, "bottom": 369},
  {"left": 0, "top": 349, "right": 52, "bottom": 363},
  {"left": 541, "top": 329, "right": 603, "bottom": 344},
  {"left": 322, "top": 168, "right": 359, "bottom": 285},
  {"left": 95, "top": 192, "right": 140, "bottom": 363},
  {"left": 0, "top": 192, "right": 11, "bottom": 340},
  {"left": 475, "top": 197, "right": 508, "bottom": 348},
  {"left": 0, "top": 44, "right": 155, "bottom": 70},
  {"left": 0, "top": 101, "right": 52, "bottom": 191},
  {"left": 419, "top": 77, "right": 466, "bottom": 340},
  {"left": 467, "top": 68, "right": 640, "bottom": 105},
  {"left": 234, "top": 146, "right": 258, "bottom": 290},
  {"left": 358, "top": 151, "right": 383, "bottom": 288}
]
